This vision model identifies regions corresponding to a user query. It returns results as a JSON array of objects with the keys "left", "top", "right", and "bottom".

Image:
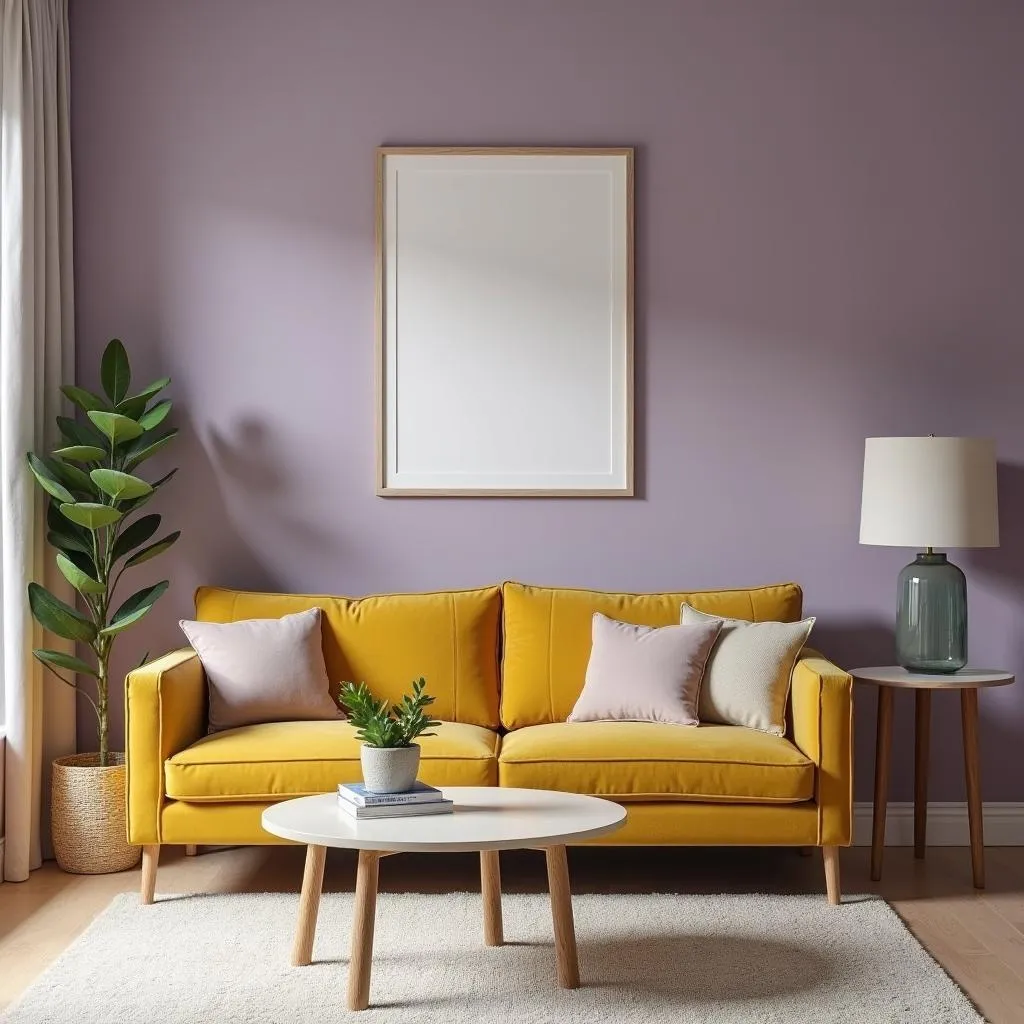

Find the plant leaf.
[
  {"left": 125, "top": 531, "right": 180, "bottom": 567},
  {"left": 47, "top": 458, "right": 95, "bottom": 496},
  {"left": 90, "top": 468, "right": 153, "bottom": 502},
  {"left": 115, "top": 395, "right": 148, "bottom": 420},
  {"left": 59, "top": 502, "right": 123, "bottom": 530},
  {"left": 119, "top": 468, "right": 177, "bottom": 515},
  {"left": 124, "top": 428, "right": 178, "bottom": 470},
  {"left": 111, "top": 514, "right": 161, "bottom": 561},
  {"left": 117, "top": 377, "right": 170, "bottom": 416},
  {"left": 47, "top": 500, "right": 92, "bottom": 550},
  {"left": 57, "top": 415, "right": 107, "bottom": 449},
  {"left": 100, "top": 339, "right": 131, "bottom": 404},
  {"left": 47, "top": 529, "right": 91, "bottom": 557},
  {"left": 101, "top": 580, "right": 169, "bottom": 637},
  {"left": 55, "top": 551, "right": 105, "bottom": 594},
  {"left": 58, "top": 544, "right": 99, "bottom": 579},
  {"left": 27, "top": 582, "right": 97, "bottom": 642},
  {"left": 60, "top": 385, "right": 108, "bottom": 414},
  {"left": 138, "top": 400, "right": 172, "bottom": 432},
  {"left": 33, "top": 649, "right": 99, "bottom": 678},
  {"left": 47, "top": 501, "right": 94, "bottom": 556},
  {"left": 26, "top": 454, "right": 75, "bottom": 503},
  {"left": 87, "top": 410, "right": 144, "bottom": 446},
  {"left": 53, "top": 445, "right": 107, "bottom": 463}
]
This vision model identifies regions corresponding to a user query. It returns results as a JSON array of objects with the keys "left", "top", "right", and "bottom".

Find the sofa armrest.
[
  {"left": 790, "top": 649, "right": 853, "bottom": 846},
  {"left": 125, "top": 648, "right": 206, "bottom": 844}
]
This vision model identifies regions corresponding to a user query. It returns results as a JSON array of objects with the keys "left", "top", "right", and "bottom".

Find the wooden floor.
[{"left": 2, "top": 844, "right": 1023, "bottom": 1022}]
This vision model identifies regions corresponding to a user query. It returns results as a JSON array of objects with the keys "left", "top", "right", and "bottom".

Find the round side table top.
[
  {"left": 851, "top": 666, "right": 1014, "bottom": 690},
  {"left": 261, "top": 786, "right": 627, "bottom": 853}
]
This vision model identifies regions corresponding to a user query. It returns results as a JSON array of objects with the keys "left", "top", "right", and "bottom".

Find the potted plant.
[
  {"left": 26, "top": 339, "right": 178, "bottom": 874},
  {"left": 338, "top": 678, "right": 440, "bottom": 793}
]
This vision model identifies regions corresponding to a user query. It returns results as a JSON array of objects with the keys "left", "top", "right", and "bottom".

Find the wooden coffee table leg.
[
  {"left": 348, "top": 850, "right": 381, "bottom": 1011},
  {"left": 292, "top": 844, "right": 327, "bottom": 966},
  {"left": 545, "top": 845, "right": 579, "bottom": 989},
  {"left": 480, "top": 850, "right": 503, "bottom": 946}
]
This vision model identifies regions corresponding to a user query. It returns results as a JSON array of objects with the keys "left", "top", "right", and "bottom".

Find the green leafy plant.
[
  {"left": 26, "top": 339, "right": 179, "bottom": 766},
  {"left": 338, "top": 678, "right": 441, "bottom": 748}
]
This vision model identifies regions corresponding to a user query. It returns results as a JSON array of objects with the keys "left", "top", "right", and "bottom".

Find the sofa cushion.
[
  {"left": 501, "top": 581, "right": 804, "bottom": 729},
  {"left": 568, "top": 614, "right": 721, "bottom": 726},
  {"left": 179, "top": 608, "right": 342, "bottom": 733},
  {"left": 194, "top": 586, "right": 502, "bottom": 728},
  {"left": 165, "top": 720, "right": 499, "bottom": 802},
  {"left": 498, "top": 722, "right": 814, "bottom": 803}
]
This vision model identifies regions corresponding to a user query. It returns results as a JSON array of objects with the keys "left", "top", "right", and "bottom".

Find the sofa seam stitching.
[
  {"left": 548, "top": 591, "right": 555, "bottom": 724},
  {"left": 451, "top": 593, "right": 459, "bottom": 723}
]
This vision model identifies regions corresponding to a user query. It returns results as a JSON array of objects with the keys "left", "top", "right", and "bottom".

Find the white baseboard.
[{"left": 852, "top": 801, "right": 1024, "bottom": 846}]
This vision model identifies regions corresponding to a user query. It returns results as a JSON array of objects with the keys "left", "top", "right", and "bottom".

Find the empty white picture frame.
[{"left": 376, "top": 147, "right": 634, "bottom": 496}]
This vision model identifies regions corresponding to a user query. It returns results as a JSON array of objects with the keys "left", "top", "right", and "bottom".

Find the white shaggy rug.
[{"left": 3, "top": 891, "right": 982, "bottom": 1024}]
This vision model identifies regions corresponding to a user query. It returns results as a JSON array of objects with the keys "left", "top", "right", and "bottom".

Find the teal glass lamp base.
[{"left": 896, "top": 552, "right": 967, "bottom": 673}]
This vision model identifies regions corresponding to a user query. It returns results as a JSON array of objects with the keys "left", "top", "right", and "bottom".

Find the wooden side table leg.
[
  {"left": 291, "top": 844, "right": 327, "bottom": 966},
  {"left": 961, "top": 688, "right": 985, "bottom": 889},
  {"left": 480, "top": 850, "right": 503, "bottom": 946},
  {"left": 914, "top": 689, "right": 931, "bottom": 859},
  {"left": 871, "top": 686, "right": 894, "bottom": 882},
  {"left": 545, "top": 845, "right": 579, "bottom": 989},
  {"left": 348, "top": 850, "right": 381, "bottom": 1011}
]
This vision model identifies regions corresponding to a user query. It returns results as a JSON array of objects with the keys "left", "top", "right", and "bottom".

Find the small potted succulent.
[{"left": 338, "top": 677, "right": 440, "bottom": 793}]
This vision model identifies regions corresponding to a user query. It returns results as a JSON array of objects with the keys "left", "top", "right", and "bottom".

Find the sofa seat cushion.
[
  {"left": 165, "top": 720, "right": 499, "bottom": 802},
  {"left": 498, "top": 722, "right": 814, "bottom": 803}
]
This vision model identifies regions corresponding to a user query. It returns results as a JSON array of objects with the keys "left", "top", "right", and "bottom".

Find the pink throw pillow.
[{"left": 568, "top": 613, "right": 722, "bottom": 726}]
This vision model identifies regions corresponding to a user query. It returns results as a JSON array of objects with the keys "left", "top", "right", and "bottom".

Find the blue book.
[{"left": 338, "top": 781, "right": 444, "bottom": 807}]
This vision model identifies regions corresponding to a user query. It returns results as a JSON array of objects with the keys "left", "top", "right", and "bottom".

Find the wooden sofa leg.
[
  {"left": 185, "top": 844, "right": 197, "bottom": 857},
  {"left": 823, "top": 845, "right": 841, "bottom": 905},
  {"left": 141, "top": 844, "right": 160, "bottom": 905}
]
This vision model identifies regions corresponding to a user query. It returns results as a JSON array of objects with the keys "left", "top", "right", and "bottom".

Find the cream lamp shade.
[{"left": 859, "top": 436, "right": 999, "bottom": 549}]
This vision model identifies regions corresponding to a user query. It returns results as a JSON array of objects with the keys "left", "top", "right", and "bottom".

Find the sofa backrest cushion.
[
  {"left": 194, "top": 586, "right": 502, "bottom": 728},
  {"left": 500, "top": 581, "right": 803, "bottom": 729}
]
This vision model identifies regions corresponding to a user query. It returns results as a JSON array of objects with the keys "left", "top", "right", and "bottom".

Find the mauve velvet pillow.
[
  {"left": 567, "top": 613, "right": 723, "bottom": 726},
  {"left": 179, "top": 607, "right": 343, "bottom": 733}
]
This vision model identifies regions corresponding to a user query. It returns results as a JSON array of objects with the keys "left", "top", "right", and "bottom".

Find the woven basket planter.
[{"left": 51, "top": 753, "right": 141, "bottom": 874}]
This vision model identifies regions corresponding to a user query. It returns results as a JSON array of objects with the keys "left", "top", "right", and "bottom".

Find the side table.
[{"left": 852, "top": 666, "right": 1014, "bottom": 889}]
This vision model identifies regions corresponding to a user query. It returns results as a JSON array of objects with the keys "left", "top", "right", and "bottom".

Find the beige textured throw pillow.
[
  {"left": 568, "top": 613, "right": 722, "bottom": 726},
  {"left": 180, "top": 607, "right": 342, "bottom": 732},
  {"left": 680, "top": 604, "right": 815, "bottom": 736}
]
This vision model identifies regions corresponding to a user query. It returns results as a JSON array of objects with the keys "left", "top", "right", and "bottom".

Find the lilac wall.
[{"left": 70, "top": 0, "right": 1024, "bottom": 800}]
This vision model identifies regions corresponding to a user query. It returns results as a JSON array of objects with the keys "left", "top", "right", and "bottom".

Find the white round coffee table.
[{"left": 262, "top": 786, "right": 626, "bottom": 1011}]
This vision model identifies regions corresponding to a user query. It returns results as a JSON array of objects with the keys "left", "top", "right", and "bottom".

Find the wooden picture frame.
[{"left": 376, "top": 146, "right": 634, "bottom": 496}]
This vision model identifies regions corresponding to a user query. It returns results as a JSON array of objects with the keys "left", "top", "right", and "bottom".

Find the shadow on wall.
[
  {"left": 206, "top": 416, "right": 337, "bottom": 556},
  {"left": 79, "top": 407, "right": 284, "bottom": 753},
  {"left": 965, "top": 461, "right": 1024, "bottom": 598},
  {"left": 812, "top": 619, "right": 894, "bottom": 670}
]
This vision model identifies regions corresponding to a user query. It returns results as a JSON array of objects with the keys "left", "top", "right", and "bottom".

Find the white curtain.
[{"left": 0, "top": 0, "right": 76, "bottom": 882}]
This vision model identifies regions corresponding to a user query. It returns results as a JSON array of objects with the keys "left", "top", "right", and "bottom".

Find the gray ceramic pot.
[{"left": 360, "top": 743, "right": 421, "bottom": 794}]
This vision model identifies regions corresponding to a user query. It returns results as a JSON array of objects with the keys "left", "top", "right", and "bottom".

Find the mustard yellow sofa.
[{"left": 126, "top": 581, "right": 852, "bottom": 904}]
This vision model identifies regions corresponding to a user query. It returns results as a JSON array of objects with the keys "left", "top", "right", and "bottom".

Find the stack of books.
[{"left": 337, "top": 781, "right": 454, "bottom": 819}]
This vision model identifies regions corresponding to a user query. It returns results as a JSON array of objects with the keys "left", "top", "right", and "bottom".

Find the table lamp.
[{"left": 859, "top": 436, "right": 999, "bottom": 673}]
